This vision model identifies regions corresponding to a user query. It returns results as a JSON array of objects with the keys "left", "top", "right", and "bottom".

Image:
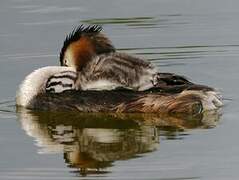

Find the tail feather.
[
  {"left": 115, "top": 90, "right": 223, "bottom": 115},
  {"left": 169, "top": 90, "right": 223, "bottom": 114}
]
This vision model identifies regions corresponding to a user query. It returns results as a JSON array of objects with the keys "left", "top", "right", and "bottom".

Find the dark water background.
[{"left": 0, "top": 0, "right": 238, "bottom": 179}]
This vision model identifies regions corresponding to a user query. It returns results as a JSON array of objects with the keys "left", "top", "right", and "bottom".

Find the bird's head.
[{"left": 60, "top": 25, "right": 115, "bottom": 71}]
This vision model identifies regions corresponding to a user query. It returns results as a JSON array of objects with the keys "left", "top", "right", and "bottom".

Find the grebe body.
[
  {"left": 16, "top": 66, "right": 222, "bottom": 114},
  {"left": 16, "top": 25, "right": 223, "bottom": 114}
]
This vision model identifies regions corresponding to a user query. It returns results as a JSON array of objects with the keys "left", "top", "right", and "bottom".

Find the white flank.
[
  {"left": 81, "top": 79, "right": 126, "bottom": 91},
  {"left": 138, "top": 68, "right": 158, "bottom": 91}
]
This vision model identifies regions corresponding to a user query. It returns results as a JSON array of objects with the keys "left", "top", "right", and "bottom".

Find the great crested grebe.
[{"left": 16, "top": 25, "right": 222, "bottom": 114}]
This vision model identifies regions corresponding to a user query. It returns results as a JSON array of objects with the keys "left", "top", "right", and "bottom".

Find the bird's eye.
[{"left": 64, "top": 59, "right": 68, "bottom": 66}]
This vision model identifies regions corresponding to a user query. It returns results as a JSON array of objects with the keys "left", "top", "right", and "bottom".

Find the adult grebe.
[{"left": 16, "top": 65, "right": 222, "bottom": 114}]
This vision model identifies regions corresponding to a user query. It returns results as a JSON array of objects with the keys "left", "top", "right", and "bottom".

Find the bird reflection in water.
[{"left": 17, "top": 109, "right": 221, "bottom": 176}]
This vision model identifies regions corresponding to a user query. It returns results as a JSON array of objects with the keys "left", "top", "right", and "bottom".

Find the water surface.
[{"left": 0, "top": 0, "right": 238, "bottom": 179}]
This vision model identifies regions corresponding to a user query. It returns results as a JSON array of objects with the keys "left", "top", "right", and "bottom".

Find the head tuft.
[{"left": 60, "top": 25, "right": 115, "bottom": 66}]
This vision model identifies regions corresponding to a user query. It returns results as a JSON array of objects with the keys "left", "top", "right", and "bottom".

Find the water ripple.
[
  {"left": 21, "top": 6, "right": 85, "bottom": 14},
  {"left": 118, "top": 44, "right": 239, "bottom": 63},
  {"left": 82, "top": 16, "right": 187, "bottom": 29},
  {"left": 0, "top": 100, "right": 16, "bottom": 119},
  {"left": 0, "top": 53, "right": 56, "bottom": 61},
  {"left": 18, "top": 19, "right": 79, "bottom": 26}
]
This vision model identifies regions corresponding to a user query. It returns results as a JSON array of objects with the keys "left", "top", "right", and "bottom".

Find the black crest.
[{"left": 60, "top": 25, "right": 103, "bottom": 65}]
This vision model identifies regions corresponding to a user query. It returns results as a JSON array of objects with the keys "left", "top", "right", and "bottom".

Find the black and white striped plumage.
[
  {"left": 45, "top": 70, "right": 77, "bottom": 93},
  {"left": 74, "top": 52, "right": 158, "bottom": 91}
]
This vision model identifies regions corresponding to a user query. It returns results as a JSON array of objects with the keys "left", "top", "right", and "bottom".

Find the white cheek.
[
  {"left": 63, "top": 59, "right": 68, "bottom": 66},
  {"left": 64, "top": 49, "right": 76, "bottom": 68},
  {"left": 65, "top": 60, "right": 70, "bottom": 67}
]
